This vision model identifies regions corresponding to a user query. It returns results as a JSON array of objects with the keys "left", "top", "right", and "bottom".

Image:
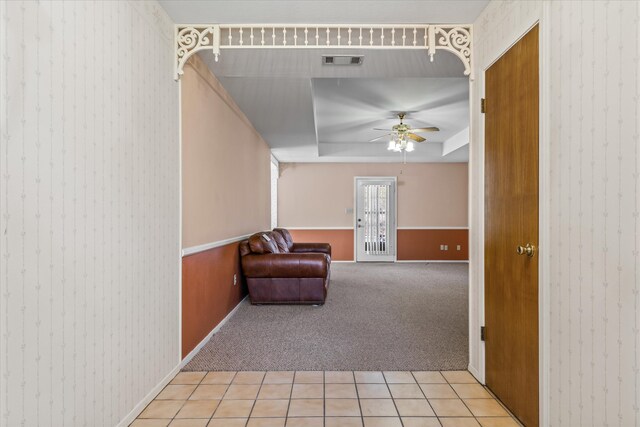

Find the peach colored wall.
[
  {"left": 182, "top": 55, "right": 271, "bottom": 248},
  {"left": 278, "top": 163, "right": 468, "bottom": 227}
]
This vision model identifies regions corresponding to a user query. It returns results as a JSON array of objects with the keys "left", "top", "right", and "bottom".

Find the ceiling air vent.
[{"left": 322, "top": 55, "right": 364, "bottom": 66}]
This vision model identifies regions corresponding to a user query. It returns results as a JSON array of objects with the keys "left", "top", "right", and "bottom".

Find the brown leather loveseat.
[{"left": 239, "top": 228, "right": 331, "bottom": 305}]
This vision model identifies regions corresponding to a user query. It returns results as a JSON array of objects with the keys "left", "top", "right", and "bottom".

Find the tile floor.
[{"left": 131, "top": 370, "right": 521, "bottom": 427}]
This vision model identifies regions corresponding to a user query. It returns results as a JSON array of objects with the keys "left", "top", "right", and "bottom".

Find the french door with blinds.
[{"left": 355, "top": 177, "right": 397, "bottom": 262}]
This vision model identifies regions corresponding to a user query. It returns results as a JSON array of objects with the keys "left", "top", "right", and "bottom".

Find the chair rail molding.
[{"left": 174, "top": 24, "right": 473, "bottom": 80}]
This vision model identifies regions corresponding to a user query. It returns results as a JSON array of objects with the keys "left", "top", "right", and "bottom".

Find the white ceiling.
[
  {"left": 312, "top": 78, "right": 469, "bottom": 162},
  {"left": 163, "top": 1, "right": 480, "bottom": 162},
  {"left": 159, "top": 1, "right": 490, "bottom": 25},
  {"left": 204, "top": 49, "right": 470, "bottom": 162}
]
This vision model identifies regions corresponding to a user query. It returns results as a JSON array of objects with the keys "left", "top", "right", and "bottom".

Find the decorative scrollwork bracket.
[
  {"left": 175, "top": 25, "right": 220, "bottom": 80},
  {"left": 174, "top": 24, "right": 473, "bottom": 81}
]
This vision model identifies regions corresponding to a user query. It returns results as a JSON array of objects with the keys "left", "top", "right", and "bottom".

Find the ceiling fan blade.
[
  {"left": 368, "top": 133, "right": 393, "bottom": 142},
  {"left": 411, "top": 127, "right": 440, "bottom": 133},
  {"left": 406, "top": 133, "right": 426, "bottom": 143},
  {"left": 373, "top": 128, "right": 391, "bottom": 131}
]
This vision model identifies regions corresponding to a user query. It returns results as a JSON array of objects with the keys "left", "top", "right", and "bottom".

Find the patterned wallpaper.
[
  {"left": 548, "top": 2, "right": 639, "bottom": 426},
  {"left": 0, "top": 1, "right": 180, "bottom": 426},
  {"left": 472, "top": 1, "right": 640, "bottom": 425}
]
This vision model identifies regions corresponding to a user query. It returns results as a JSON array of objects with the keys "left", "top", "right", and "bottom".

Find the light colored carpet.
[{"left": 183, "top": 262, "right": 468, "bottom": 371}]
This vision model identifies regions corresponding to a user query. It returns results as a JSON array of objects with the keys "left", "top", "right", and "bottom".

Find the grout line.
[
  {"left": 411, "top": 370, "right": 437, "bottom": 420},
  {"left": 352, "top": 371, "right": 365, "bottom": 427},
  {"left": 284, "top": 372, "right": 295, "bottom": 425}
]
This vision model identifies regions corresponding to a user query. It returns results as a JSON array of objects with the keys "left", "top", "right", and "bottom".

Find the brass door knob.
[{"left": 516, "top": 243, "right": 536, "bottom": 257}]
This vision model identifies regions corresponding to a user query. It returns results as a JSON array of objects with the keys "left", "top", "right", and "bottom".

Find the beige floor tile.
[
  {"left": 388, "top": 384, "right": 424, "bottom": 399},
  {"left": 325, "top": 383, "right": 358, "bottom": 398},
  {"left": 439, "top": 418, "right": 481, "bottom": 427},
  {"left": 362, "top": 417, "right": 403, "bottom": 427},
  {"left": 294, "top": 371, "right": 324, "bottom": 384},
  {"left": 190, "top": 385, "right": 228, "bottom": 400},
  {"left": 412, "top": 372, "right": 447, "bottom": 384},
  {"left": 285, "top": 417, "right": 323, "bottom": 427},
  {"left": 451, "top": 384, "right": 492, "bottom": 399},
  {"left": 246, "top": 418, "right": 286, "bottom": 427},
  {"left": 401, "top": 417, "right": 442, "bottom": 427},
  {"left": 139, "top": 401, "right": 185, "bottom": 419},
  {"left": 476, "top": 417, "right": 520, "bottom": 427},
  {"left": 225, "top": 384, "right": 261, "bottom": 400},
  {"left": 357, "top": 383, "right": 392, "bottom": 399},
  {"left": 233, "top": 371, "right": 266, "bottom": 385},
  {"left": 175, "top": 400, "right": 220, "bottom": 418},
  {"left": 287, "top": 399, "right": 324, "bottom": 417},
  {"left": 441, "top": 371, "right": 477, "bottom": 384},
  {"left": 250, "top": 399, "right": 289, "bottom": 417},
  {"left": 325, "top": 417, "right": 363, "bottom": 427},
  {"left": 383, "top": 371, "right": 416, "bottom": 384},
  {"left": 463, "top": 399, "right": 510, "bottom": 417},
  {"left": 355, "top": 371, "right": 386, "bottom": 384},
  {"left": 258, "top": 384, "right": 293, "bottom": 399},
  {"left": 130, "top": 420, "right": 171, "bottom": 427},
  {"left": 168, "top": 420, "right": 209, "bottom": 427},
  {"left": 427, "top": 399, "right": 473, "bottom": 417},
  {"left": 171, "top": 372, "right": 207, "bottom": 385},
  {"left": 156, "top": 385, "right": 197, "bottom": 400},
  {"left": 263, "top": 371, "right": 295, "bottom": 384},
  {"left": 202, "top": 371, "right": 236, "bottom": 385},
  {"left": 419, "top": 384, "right": 458, "bottom": 399},
  {"left": 359, "top": 398, "right": 398, "bottom": 417},
  {"left": 291, "top": 384, "right": 323, "bottom": 399},
  {"left": 325, "top": 399, "right": 361, "bottom": 416},
  {"left": 207, "top": 418, "right": 247, "bottom": 427},
  {"left": 325, "top": 371, "right": 355, "bottom": 383},
  {"left": 394, "top": 399, "right": 435, "bottom": 417},
  {"left": 213, "top": 400, "right": 255, "bottom": 418}
]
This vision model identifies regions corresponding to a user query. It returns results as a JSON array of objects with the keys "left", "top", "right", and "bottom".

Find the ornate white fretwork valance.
[{"left": 174, "top": 24, "right": 473, "bottom": 80}]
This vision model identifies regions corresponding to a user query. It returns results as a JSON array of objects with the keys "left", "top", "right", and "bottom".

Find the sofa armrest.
[
  {"left": 242, "top": 253, "right": 329, "bottom": 278},
  {"left": 291, "top": 242, "right": 332, "bottom": 257}
]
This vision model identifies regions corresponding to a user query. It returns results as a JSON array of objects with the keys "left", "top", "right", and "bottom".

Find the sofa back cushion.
[
  {"left": 273, "top": 228, "right": 294, "bottom": 251},
  {"left": 271, "top": 231, "right": 290, "bottom": 253},
  {"left": 239, "top": 240, "right": 252, "bottom": 256},
  {"left": 249, "top": 232, "right": 280, "bottom": 254}
]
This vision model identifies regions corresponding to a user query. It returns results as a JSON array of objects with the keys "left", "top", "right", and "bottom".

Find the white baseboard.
[
  {"left": 117, "top": 363, "right": 182, "bottom": 426},
  {"left": 181, "top": 295, "right": 248, "bottom": 365},
  {"left": 117, "top": 295, "right": 248, "bottom": 426},
  {"left": 468, "top": 363, "right": 484, "bottom": 385}
]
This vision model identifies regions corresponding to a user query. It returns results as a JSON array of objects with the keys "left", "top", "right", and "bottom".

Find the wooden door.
[{"left": 484, "top": 25, "right": 539, "bottom": 426}]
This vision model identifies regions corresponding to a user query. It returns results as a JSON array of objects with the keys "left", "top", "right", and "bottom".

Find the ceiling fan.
[{"left": 369, "top": 112, "right": 439, "bottom": 152}]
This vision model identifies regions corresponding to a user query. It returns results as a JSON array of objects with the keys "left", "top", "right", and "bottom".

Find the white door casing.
[{"left": 354, "top": 177, "right": 397, "bottom": 262}]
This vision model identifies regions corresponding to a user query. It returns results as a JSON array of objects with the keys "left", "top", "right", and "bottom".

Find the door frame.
[
  {"left": 353, "top": 176, "right": 398, "bottom": 263},
  {"left": 471, "top": 4, "right": 551, "bottom": 426}
]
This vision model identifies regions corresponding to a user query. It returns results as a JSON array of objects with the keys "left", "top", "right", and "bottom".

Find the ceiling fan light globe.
[
  {"left": 406, "top": 142, "right": 415, "bottom": 152},
  {"left": 387, "top": 140, "right": 395, "bottom": 150}
]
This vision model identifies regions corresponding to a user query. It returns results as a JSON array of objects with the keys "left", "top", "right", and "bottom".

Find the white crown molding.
[
  {"left": 182, "top": 233, "right": 253, "bottom": 257},
  {"left": 174, "top": 23, "right": 473, "bottom": 80}
]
